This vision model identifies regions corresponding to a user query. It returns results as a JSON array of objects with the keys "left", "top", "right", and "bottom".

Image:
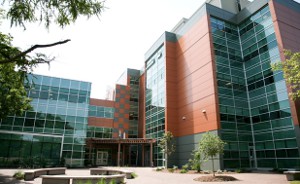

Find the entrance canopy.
[
  {"left": 86, "top": 138, "right": 156, "bottom": 145},
  {"left": 86, "top": 138, "right": 156, "bottom": 167}
]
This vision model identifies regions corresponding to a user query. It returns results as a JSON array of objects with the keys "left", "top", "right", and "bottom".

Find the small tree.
[
  {"left": 198, "top": 132, "right": 226, "bottom": 177},
  {"left": 272, "top": 50, "right": 300, "bottom": 100},
  {"left": 158, "top": 131, "right": 176, "bottom": 168},
  {"left": 188, "top": 149, "right": 203, "bottom": 173}
]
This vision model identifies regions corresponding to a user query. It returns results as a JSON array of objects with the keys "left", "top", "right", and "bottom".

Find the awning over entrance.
[
  {"left": 86, "top": 138, "right": 156, "bottom": 167},
  {"left": 86, "top": 138, "right": 156, "bottom": 144}
]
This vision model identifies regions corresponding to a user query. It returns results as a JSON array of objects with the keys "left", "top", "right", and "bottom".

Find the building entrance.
[{"left": 96, "top": 151, "right": 108, "bottom": 165}]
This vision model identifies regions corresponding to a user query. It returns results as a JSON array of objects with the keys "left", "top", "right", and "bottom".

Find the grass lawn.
[{"left": 291, "top": 181, "right": 300, "bottom": 184}]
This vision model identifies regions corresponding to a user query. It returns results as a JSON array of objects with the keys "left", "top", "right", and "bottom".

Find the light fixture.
[
  {"left": 182, "top": 116, "right": 186, "bottom": 120},
  {"left": 202, "top": 110, "right": 206, "bottom": 113}
]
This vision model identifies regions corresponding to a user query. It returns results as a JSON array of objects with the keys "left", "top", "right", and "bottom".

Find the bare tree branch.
[{"left": 0, "top": 39, "right": 71, "bottom": 64}]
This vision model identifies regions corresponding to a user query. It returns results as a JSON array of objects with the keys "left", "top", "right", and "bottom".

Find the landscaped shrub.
[
  {"left": 235, "top": 168, "right": 248, "bottom": 173},
  {"left": 108, "top": 179, "right": 116, "bottom": 184},
  {"left": 131, "top": 172, "right": 138, "bottom": 178},
  {"left": 179, "top": 164, "right": 189, "bottom": 174},
  {"left": 168, "top": 168, "right": 174, "bottom": 173},
  {"left": 13, "top": 171, "right": 24, "bottom": 180},
  {"left": 180, "top": 169, "right": 188, "bottom": 173},
  {"left": 96, "top": 178, "right": 106, "bottom": 184},
  {"left": 156, "top": 167, "right": 163, "bottom": 171},
  {"left": 182, "top": 164, "right": 189, "bottom": 170}
]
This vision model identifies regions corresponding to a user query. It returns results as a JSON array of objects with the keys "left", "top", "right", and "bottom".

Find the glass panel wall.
[
  {"left": 0, "top": 74, "right": 91, "bottom": 167},
  {"left": 89, "top": 106, "right": 114, "bottom": 119},
  {"left": 240, "top": 6, "right": 299, "bottom": 169},
  {"left": 211, "top": 16, "right": 252, "bottom": 169},
  {"left": 211, "top": 5, "right": 300, "bottom": 169},
  {"left": 128, "top": 70, "right": 140, "bottom": 138},
  {"left": 145, "top": 46, "right": 166, "bottom": 166}
]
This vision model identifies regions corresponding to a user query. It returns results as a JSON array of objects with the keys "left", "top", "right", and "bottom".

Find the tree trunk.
[
  {"left": 165, "top": 144, "right": 168, "bottom": 168},
  {"left": 165, "top": 153, "right": 168, "bottom": 168},
  {"left": 211, "top": 156, "right": 215, "bottom": 177}
]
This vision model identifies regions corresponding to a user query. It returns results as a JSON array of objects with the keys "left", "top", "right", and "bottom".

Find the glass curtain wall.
[
  {"left": 240, "top": 6, "right": 299, "bottom": 169},
  {"left": 145, "top": 45, "right": 166, "bottom": 166},
  {"left": 211, "top": 5, "right": 300, "bottom": 169},
  {"left": 211, "top": 16, "right": 252, "bottom": 169},
  {"left": 128, "top": 70, "right": 140, "bottom": 138},
  {"left": 128, "top": 70, "right": 140, "bottom": 166},
  {"left": 0, "top": 74, "right": 91, "bottom": 167}
]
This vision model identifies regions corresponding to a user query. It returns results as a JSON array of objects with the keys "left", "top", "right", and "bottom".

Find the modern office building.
[
  {"left": 0, "top": 0, "right": 300, "bottom": 170},
  {"left": 142, "top": 0, "right": 300, "bottom": 170}
]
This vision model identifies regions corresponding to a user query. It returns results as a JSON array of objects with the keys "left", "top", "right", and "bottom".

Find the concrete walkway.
[{"left": 0, "top": 167, "right": 289, "bottom": 184}]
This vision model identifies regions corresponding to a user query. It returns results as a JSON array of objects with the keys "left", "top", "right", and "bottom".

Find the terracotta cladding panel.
[
  {"left": 113, "top": 123, "right": 119, "bottom": 128},
  {"left": 125, "top": 104, "right": 130, "bottom": 109},
  {"left": 270, "top": 0, "right": 300, "bottom": 125},
  {"left": 88, "top": 117, "right": 113, "bottom": 128},
  {"left": 176, "top": 15, "right": 210, "bottom": 56},
  {"left": 169, "top": 14, "right": 217, "bottom": 136},
  {"left": 139, "top": 73, "right": 146, "bottom": 138},
  {"left": 165, "top": 41, "right": 179, "bottom": 134},
  {"left": 177, "top": 70, "right": 214, "bottom": 95},
  {"left": 90, "top": 98, "right": 114, "bottom": 107},
  {"left": 177, "top": 43, "right": 213, "bottom": 78},
  {"left": 166, "top": 42, "right": 178, "bottom": 84},
  {"left": 112, "top": 132, "right": 118, "bottom": 138}
]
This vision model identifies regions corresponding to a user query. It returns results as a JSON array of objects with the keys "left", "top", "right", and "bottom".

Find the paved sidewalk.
[{"left": 0, "top": 167, "right": 289, "bottom": 184}]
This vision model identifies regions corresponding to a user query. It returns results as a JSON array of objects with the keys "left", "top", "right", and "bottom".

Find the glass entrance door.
[{"left": 96, "top": 151, "right": 108, "bottom": 165}]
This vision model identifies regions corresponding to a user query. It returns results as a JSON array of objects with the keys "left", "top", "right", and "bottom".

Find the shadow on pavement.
[{"left": 0, "top": 173, "right": 32, "bottom": 184}]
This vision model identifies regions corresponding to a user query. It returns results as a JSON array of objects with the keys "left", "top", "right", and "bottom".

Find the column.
[
  {"left": 150, "top": 142, "right": 153, "bottom": 167},
  {"left": 118, "top": 143, "right": 121, "bottom": 167},
  {"left": 122, "top": 144, "right": 126, "bottom": 166},
  {"left": 129, "top": 146, "right": 131, "bottom": 166},
  {"left": 142, "top": 144, "right": 145, "bottom": 167},
  {"left": 89, "top": 143, "right": 92, "bottom": 164}
]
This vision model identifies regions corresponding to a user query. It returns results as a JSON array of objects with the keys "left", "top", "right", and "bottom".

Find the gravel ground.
[{"left": 0, "top": 167, "right": 289, "bottom": 184}]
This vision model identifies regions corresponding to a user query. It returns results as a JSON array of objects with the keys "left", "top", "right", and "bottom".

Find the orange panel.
[
  {"left": 90, "top": 98, "right": 115, "bottom": 107},
  {"left": 164, "top": 14, "right": 219, "bottom": 137},
  {"left": 139, "top": 73, "right": 146, "bottom": 138},
  {"left": 88, "top": 117, "right": 114, "bottom": 128}
]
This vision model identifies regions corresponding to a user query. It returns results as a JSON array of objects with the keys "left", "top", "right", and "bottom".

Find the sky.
[{"left": 2, "top": 0, "right": 300, "bottom": 99}]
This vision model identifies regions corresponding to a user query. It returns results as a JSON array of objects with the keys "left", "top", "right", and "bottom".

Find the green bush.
[
  {"left": 108, "top": 179, "right": 116, "bottom": 184},
  {"left": 86, "top": 180, "right": 93, "bottom": 184},
  {"left": 13, "top": 171, "right": 24, "bottom": 180},
  {"left": 180, "top": 169, "right": 188, "bottom": 174},
  {"left": 96, "top": 178, "right": 106, "bottom": 184},
  {"left": 168, "top": 168, "right": 174, "bottom": 173},
  {"left": 131, "top": 172, "right": 138, "bottom": 178},
  {"left": 173, "top": 165, "right": 178, "bottom": 170},
  {"left": 182, "top": 164, "right": 189, "bottom": 170},
  {"left": 235, "top": 168, "right": 248, "bottom": 173}
]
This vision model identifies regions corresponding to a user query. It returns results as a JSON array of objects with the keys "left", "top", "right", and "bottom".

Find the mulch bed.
[{"left": 194, "top": 175, "right": 238, "bottom": 182}]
